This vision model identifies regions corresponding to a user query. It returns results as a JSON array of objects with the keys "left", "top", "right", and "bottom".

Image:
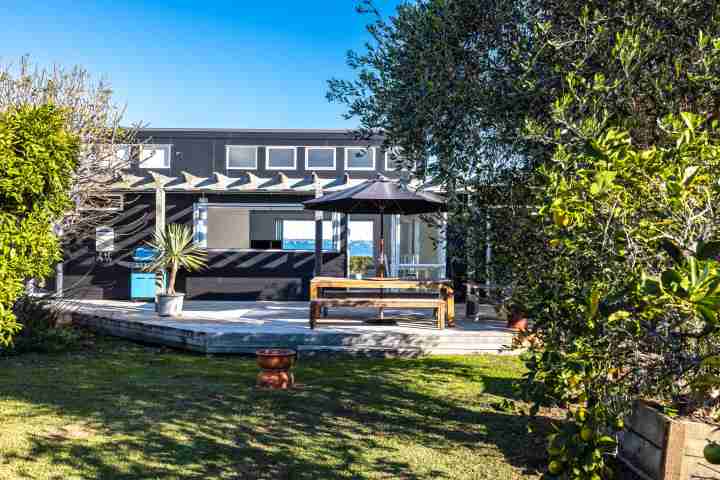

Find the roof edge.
[{"left": 137, "top": 128, "right": 378, "bottom": 134}]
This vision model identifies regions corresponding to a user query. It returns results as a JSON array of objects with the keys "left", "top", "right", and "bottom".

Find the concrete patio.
[{"left": 56, "top": 300, "right": 517, "bottom": 356}]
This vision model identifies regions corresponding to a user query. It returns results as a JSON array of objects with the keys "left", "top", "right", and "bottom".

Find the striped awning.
[{"left": 112, "top": 171, "right": 443, "bottom": 194}]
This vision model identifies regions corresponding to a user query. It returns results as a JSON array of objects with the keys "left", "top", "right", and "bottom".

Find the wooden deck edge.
[{"left": 70, "top": 308, "right": 515, "bottom": 356}]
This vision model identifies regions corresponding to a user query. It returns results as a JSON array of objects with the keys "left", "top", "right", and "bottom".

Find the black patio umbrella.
[{"left": 303, "top": 174, "right": 446, "bottom": 278}]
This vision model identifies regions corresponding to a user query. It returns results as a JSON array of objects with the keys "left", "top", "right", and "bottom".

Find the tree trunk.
[{"left": 168, "top": 263, "right": 178, "bottom": 295}]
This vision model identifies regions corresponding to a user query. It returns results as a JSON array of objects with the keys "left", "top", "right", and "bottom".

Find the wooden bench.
[
  {"left": 309, "top": 276, "right": 454, "bottom": 330},
  {"left": 310, "top": 297, "right": 446, "bottom": 329}
]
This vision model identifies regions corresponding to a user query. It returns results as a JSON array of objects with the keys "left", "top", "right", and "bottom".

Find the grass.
[{"left": 0, "top": 332, "right": 552, "bottom": 479}]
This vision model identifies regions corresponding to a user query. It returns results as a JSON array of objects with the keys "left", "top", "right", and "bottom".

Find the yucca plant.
[{"left": 144, "top": 224, "right": 206, "bottom": 295}]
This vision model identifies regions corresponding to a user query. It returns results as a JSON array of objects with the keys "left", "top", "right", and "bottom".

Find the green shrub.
[
  {"left": 520, "top": 113, "right": 720, "bottom": 478},
  {"left": 0, "top": 296, "right": 82, "bottom": 355},
  {"left": 0, "top": 104, "right": 79, "bottom": 346},
  {"left": 350, "top": 256, "right": 374, "bottom": 276},
  {"left": 327, "top": 2, "right": 720, "bottom": 476}
]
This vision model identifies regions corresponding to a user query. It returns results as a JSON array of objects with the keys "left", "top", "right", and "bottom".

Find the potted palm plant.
[{"left": 144, "top": 224, "right": 207, "bottom": 317}]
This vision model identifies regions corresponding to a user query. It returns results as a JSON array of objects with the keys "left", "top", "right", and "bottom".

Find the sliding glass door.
[{"left": 390, "top": 214, "right": 446, "bottom": 279}]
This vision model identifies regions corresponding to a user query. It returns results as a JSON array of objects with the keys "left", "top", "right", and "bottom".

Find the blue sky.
[{"left": 0, "top": 0, "right": 402, "bottom": 129}]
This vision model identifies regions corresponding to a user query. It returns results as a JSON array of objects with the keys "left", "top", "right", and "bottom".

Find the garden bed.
[{"left": 620, "top": 401, "right": 720, "bottom": 480}]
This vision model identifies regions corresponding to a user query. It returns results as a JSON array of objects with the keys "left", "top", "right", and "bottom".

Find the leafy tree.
[
  {"left": 331, "top": 1, "right": 720, "bottom": 478},
  {"left": 328, "top": 0, "right": 542, "bottom": 284},
  {"left": 518, "top": 6, "right": 720, "bottom": 475},
  {"left": 329, "top": 0, "right": 720, "bottom": 285},
  {"left": 0, "top": 104, "right": 79, "bottom": 346},
  {"left": 528, "top": 112, "right": 720, "bottom": 478},
  {"left": 0, "top": 56, "right": 141, "bottom": 240},
  {"left": 526, "top": 1, "right": 720, "bottom": 151}
]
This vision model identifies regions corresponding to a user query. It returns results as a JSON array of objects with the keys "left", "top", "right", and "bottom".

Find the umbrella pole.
[
  {"left": 379, "top": 212, "right": 384, "bottom": 320},
  {"left": 379, "top": 212, "right": 385, "bottom": 278}
]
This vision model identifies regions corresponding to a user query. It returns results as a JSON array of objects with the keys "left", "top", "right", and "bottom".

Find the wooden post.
[
  {"left": 314, "top": 186, "right": 323, "bottom": 276},
  {"left": 436, "top": 303, "right": 446, "bottom": 329},
  {"left": 445, "top": 285, "right": 455, "bottom": 327},
  {"left": 309, "top": 281, "right": 318, "bottom": 329},
  {"left": 340, "top": 213, "right": 349, "bottom": 277},
  {"left": 53, "top": 223, "right": 64, "bottom": 297},
  {"left": 155, "top": 186, "right": 166, "bottom": 235},
  {"left": 55, "top": 261, "right": 63, "bottom": 297}
]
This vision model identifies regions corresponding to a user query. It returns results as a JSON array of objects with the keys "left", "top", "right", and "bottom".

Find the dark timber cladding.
[
  {"left": 60, "top": 129, "right": 393, "bottom": 301},
  {"left": 59, "top": 128, "right": 455, "bottom": 301},
  {"left": 132, "top": 128, "right": 392, "bottom": 179}
]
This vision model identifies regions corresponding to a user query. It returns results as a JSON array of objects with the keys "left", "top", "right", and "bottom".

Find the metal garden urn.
[{"left": 256, "top": 349, "right": 296, "bottom": 389}]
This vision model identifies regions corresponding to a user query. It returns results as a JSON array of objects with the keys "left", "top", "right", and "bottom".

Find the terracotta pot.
[
  {"left": 256, "top": 349, "right": 296, "bottom": 370},
  {"left": 257, "top": 369, "right": 295, "bottom": 389},
  {"left": 507, "top": 312, "right": 528, "bottom": 331}
]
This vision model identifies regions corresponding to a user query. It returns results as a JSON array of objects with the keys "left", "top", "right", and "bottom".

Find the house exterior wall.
[
  {"left": 60, "top": 129, "right": 384, "bottom": 301},
  {"left": 133, "top": 129, "right": 392, "bottom": 180},
  {"left": 59, "top": 128, "right": 457, "bottom": 301},
  {"left": 62, "top": 192, "right": 347, "bottom": 300}
]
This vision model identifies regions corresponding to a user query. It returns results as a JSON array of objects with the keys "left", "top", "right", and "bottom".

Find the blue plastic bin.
[{"left": 130, "top": 247, "right": 160, "bottom": 300}]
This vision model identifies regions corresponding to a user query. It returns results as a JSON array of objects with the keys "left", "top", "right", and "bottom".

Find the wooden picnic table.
[{"left": 309, "top": 276, "right": 455, "bottom": 329}]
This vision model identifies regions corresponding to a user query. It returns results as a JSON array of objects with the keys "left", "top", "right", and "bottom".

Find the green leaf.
[
  {"left": 697, "top": 305, "right": 717, "bottom": 325},
  {"left": 661, "top": 269, "right": 687, "bottom": 296},
  {"left": 596, "top": 435, "right": 616, "bottom": 446},
  {"left": 680, "top": 111, "right": 699, "bottom": 132},
  {"left": 641, "top": 276, "right": 661, "bottom": 295}
]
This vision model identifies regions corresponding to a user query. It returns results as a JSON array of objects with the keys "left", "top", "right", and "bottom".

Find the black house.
[{"left": 60, "top": 129, "right": 448, "bottom": 301}]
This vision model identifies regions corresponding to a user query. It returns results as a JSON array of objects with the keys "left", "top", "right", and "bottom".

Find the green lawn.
[{"left": 0, "top": 334, "right": 550, "bottom": 479}]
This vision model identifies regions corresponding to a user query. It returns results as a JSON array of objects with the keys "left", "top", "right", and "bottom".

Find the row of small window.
[
  {"left": 130, "top": 144, "right": 407, "bottom": 171},
  {"left": 227, "top": 146, "right": 405, "bottom": 171}
]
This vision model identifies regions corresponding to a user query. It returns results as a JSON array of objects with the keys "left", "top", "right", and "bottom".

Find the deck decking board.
[{"left": 57, "top": 300, "right": 516, "bottom": 356}]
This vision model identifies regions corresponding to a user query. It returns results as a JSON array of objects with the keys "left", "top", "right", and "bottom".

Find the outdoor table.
[{"left": 309, "top": 276, "right": 455, "bottom": 328}]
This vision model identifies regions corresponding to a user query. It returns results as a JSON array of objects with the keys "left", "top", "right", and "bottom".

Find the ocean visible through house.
[{"left": 282, "top": 240, "right": 373, "bottom": 256}]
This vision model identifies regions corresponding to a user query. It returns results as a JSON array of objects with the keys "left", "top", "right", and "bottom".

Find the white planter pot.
[{"left": 156, "top": 293, "right": 185, "bottom": 317}]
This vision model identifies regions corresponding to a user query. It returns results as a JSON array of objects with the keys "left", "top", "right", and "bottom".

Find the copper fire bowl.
[{"left": 256, "top": 349, "right": 296, "bottom": 371}]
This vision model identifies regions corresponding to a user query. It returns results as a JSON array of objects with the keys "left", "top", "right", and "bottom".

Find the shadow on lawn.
[{"left": 1, "top": 341, "right": 551, "bottom": 479}]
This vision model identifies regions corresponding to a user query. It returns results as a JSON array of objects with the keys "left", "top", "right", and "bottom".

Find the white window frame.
[
  {"left": 95, "top": 226, "right": 115, "bottom": 252},
  {"left": 280, "top": 219, "right": 335, "bottom": 251},
  {"left": 345, "top": 147, "right": 375, "bottom": 171},
  {"left": 79, "top": 194, "right": 124, "bottom": 212},
  {"left": 385, "top": 147, "right": 407, "bottom": 171},
  {"left": 266, "top": 146, "right": 297, "bottom": 170},
  {"left": 225, "top": 145, "right": 259, "bottom": 170},
  {"left": 304, "top": 147, "right": 337, "bottom": 171},
  {"left": 390, "top": 214, "right": 447, "bottom": 279},
  {"left": 139, "top": 144, "right": 172, "bottom": 169},
  {"left": 113, "top": 144, "right": 133, "bottom": 170},
  {"left": 93, "top": 143, "right": 133, "bottom": 170}
]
